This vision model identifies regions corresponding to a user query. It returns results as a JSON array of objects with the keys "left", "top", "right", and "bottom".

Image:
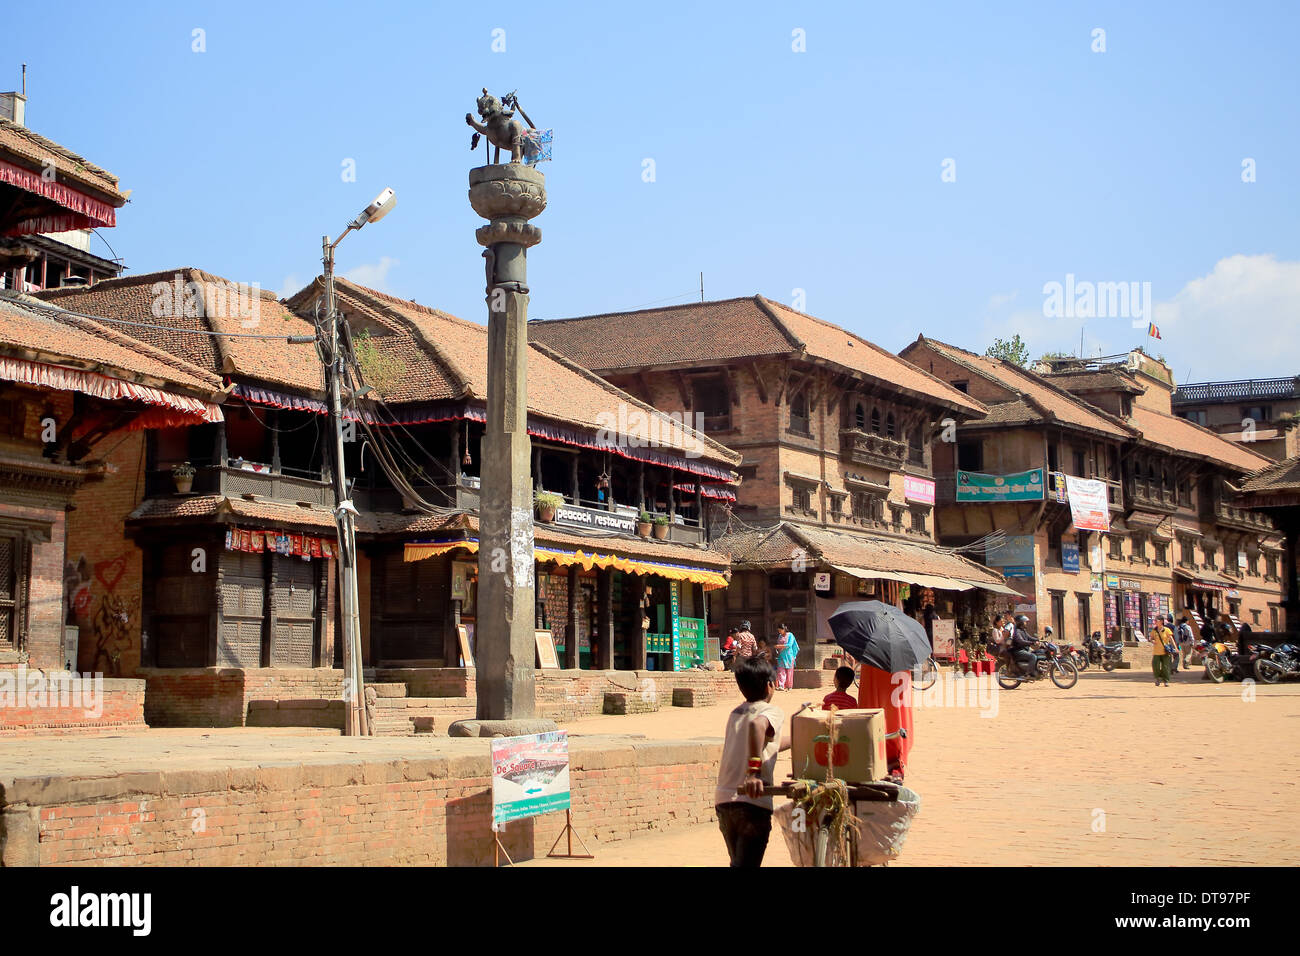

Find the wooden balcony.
[
  {"left": 840, "top": 428, "right": 907, "bottom": 469},
  {"left": 147, "top": 463, "right": 331, "bottom": 506}
]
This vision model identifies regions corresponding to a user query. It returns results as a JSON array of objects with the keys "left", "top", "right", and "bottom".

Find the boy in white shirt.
[{"left": 714, "top": 656, "right": 792, "bottom": 867}]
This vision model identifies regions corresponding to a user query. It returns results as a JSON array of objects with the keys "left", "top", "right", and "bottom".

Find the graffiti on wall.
[{"left": 63, "top": 552, "right": 137, "bottom": 676}]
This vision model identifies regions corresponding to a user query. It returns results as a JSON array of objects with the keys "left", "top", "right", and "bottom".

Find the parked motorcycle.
[
  {"left": 1083, "top": 631, "right": 1124, "bottom": 672},
  {"left": 1064, "top": 645, "right": 1089, "bottom": 671},
  {"left": 995, "top": 639, "right": 1078, "bottom": 689},
  {"left": 1255, "top": 642, "right": 1300, "bottom": 683},
  {"left": 1199, "top": 636, "right": 1234, "bottom": 683}
]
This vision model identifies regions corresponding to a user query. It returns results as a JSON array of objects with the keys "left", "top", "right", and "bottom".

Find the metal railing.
[{"left": 1174, "top": 377, "right": 1300, "bottom": 404}]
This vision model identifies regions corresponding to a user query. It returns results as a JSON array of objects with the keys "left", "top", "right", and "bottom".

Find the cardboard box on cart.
[{"left": 791, "top": 708, "right": 887, "bottom": 783}]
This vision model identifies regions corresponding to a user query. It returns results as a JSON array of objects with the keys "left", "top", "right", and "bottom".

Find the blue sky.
[{"left": 14, "top": 0, "right": 1300, "bottom": 380}]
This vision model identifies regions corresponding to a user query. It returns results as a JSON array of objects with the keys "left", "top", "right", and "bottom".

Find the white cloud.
[
  {"left": 977, "top": 254, "right": 1300, "bottom": 376},
  {"left": 275, "top": 273, "right": 303, "bottom": 300},
  {"left": 1153, "top": 254, "right": 1300, "bottom": 380},
  {"left": 985, "top": 290, "right": 1018, "bottom": 311},
  {"left": 344, "top": 256, "right": 399, "bottom": 293}
]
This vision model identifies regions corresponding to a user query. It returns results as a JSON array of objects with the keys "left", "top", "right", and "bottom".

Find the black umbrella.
[{"left": 828, "top": 600, "right": 931, "bottom": 674}]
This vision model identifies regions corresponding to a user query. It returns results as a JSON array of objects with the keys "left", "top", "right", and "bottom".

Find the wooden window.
[
  {"left": 788, "top": 391, "right": 810, "bottom": 435},
  {"left": 0, "top": 534, "right": 24, "bottom": 650},
  {"left": 956, "top": 440, "right": 983, "bottom": 472},
  {"left": 870, "top": 408, "right": 881, "bottom": 435},
  {"left": 793, "top": 486, "right": 811, "bottom": 511},
  {"left": 909, "top": 509, "right": 927, "bottom": 534},
  {"left": 854, "top": 403, "right": 866, "bottom": 429},
  {"left": 886, "top": 413, "right": 896, "bottom": 439},
  {"left": 1108, "top": 535, "right": 1124, "bottom": 559}
]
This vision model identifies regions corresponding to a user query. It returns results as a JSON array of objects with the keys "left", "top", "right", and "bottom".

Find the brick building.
[
  {"left": 532, "top": 296, "right": 1013, "bottom": 660},
  {"left": 0, "top": 95, "right": 127, "bottom": 291},
  {"left": 31, "top": 272, "right": 738, "bottom": 725},
  {"left": 1171, "top": 376, "right": 1300, "bottom": 463},
  {"left": 0, "top": 292, "right": 223, "bottom": 683},
  {"left": 899, "top": 340, "right": 1284, "bottom": 643}
]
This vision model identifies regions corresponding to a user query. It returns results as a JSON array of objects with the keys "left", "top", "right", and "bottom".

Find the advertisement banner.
[
  {"left": 956, "top": 469, "right": 1045, "bottom": 502},
  {"left": 1062, "top": 542, "right": 1080, "bottom": 573},
  {"left": 986, "top": 534, "right": 1035, "bottom": 577},
  {"left": 1064, "top": 475, "right": 1110, "bottom": 532},
  {"left": 903, "top": 475, "right": 936, "bottom": 505},
  {"left": 491, "top": 730, "right": 572, "bottom": 825},
  {"left": 930, "top": 618, "right": 956, "bottom": 658}
]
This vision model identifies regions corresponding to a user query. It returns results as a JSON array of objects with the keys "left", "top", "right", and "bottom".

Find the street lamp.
[{"left": 322, "top": 187, "right": 396, "bottom": 736}]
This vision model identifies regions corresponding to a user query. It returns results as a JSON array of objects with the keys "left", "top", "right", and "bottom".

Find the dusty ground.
[
  {"left": 5, "top": 665, "right": 1294, "bottom": 867},
  {"left": 533, "top": 665, "right": 1300, "bottom": 866}
]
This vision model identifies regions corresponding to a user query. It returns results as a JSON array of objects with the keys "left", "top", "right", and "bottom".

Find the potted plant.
[
  {"left": 652, "top": 515, "right": 670, "bottom": 540},
  {"left": 636, "top": 511, "right": 653, "bottom": 538},
  {"left": 172, "top": 461, "right": 196, "bottom": 494},
  {"left": 534, "top": 490, "right": 563, "bottom": 523}
]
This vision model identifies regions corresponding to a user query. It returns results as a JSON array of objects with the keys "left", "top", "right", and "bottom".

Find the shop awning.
[
  {"left": 403, "top": 538, "right": 730, "bottom": 590},
  {"left": 831, "top": 563, "right": 1019, "bottom": 596},
  {"left": 0, "top": 355, "right": 223, "bottom": 424},
  {"left": 1173, "top": 567, "right": 1234, "bottom": 591},
  {"left": 0, "top": 157, "right": 118, "bottom": 237}
]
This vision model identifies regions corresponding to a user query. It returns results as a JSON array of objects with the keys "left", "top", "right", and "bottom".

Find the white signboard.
[{"left": 1064, "top": 475, "right": 1110, "bottom": 532}]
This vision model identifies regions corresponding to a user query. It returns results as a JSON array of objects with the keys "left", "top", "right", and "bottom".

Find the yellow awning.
[{"left": 403, "top": 540, "right": 729, "bottom": 591}]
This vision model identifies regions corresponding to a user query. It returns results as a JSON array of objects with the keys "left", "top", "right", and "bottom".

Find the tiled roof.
[
  {"left": 905, "top": 336, "right": 1134, "bottom": 439},
  {"left": 0, "top": 117, "right": 126, "bottom": 201},
  {"left": 0, "top": 293, "right": 220, "bottom": 395},
  {"left": 1128, "top": 405, "right": 1272, "bottom": 475},
  {"left": 718, "top": 522, "right": 1007, "bottom": 586},
  {"left": 532, "top": 296, "right": 985, "bottom": 415},
  {"left": 38, "top": 269, "right": 321, "bottom": 393},
  {"left": 374, "top": 510, "right": 732, "bottom": 568},
  {"left": 1042, "top": 369, "right": 1144, "bottom": 394},
  {"left": 1241, "top": 455, "right": 1300, "bottom": 494},
  {"left": 285, "top": 278, "right": 739, "bottom": 466},
  {"left": 129, "top": 495, "right": 337, "bottom": 531}
]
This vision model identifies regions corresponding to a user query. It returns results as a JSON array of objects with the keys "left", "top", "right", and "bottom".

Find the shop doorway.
[
  {"left": 1050, "top": 592, "right": 1065, "bottom": 642},
  {"left": 1077, "top": 593, "right": 1091, "bottom": 641}
]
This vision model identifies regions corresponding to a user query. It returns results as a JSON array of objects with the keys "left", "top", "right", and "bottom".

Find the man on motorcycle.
[{"left": 1009, "top": 614, "right": 1039, "bottom": 678}]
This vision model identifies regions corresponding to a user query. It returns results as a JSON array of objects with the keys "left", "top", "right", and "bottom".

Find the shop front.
[
  {"left": 399, "top": 529, "right": 729, "bottom": 672},
  {"left": 1102, "top": 573, "right": 1172, "bottom": 642}
]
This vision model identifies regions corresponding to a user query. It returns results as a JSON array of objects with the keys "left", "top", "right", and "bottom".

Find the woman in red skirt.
[{"left": 857, "top": 664, "right": 912, "bottom": 783}]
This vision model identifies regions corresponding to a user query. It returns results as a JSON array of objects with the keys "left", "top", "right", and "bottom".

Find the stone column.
[{"left": 454, "top": 163, "right": 554, "bottom": 734}]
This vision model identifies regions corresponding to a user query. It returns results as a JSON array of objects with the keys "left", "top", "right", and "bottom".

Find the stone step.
[
  {"left": 371, "top": 696, "right": 475, "bottom": 713},
  {"left": 367, "top": 682, "right": 409, "bottom": 698}
]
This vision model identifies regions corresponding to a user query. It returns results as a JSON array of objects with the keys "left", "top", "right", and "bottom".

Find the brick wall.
[
  {"left": 0, "top": 677, "right": 145, "bottom": 737},
  {"left": 1, "top": 737, "right": 723, "bottom": 866},
  {"left": 536, "top": 668, "right": 739, "bottom": 722},
  {"left": 65, "top": 431, "right": 146, "bottom": 677},
  {"left": 142, "top": 668, "right": 344, "bottom": 727}
]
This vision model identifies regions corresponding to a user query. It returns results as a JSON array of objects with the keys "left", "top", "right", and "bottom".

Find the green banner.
[
  {"left": 956, "top": 468, "right": 1045, "bottom": 502},
  {"left": 677, "top": 617, "right": 708, "bottom": 668}
]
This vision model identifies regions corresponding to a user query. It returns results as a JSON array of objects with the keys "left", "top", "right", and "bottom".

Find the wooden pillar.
[
  {"left": 564, "top": 565, "right": 580, "bottom": 669},
  {"left": 668, "top": 467, "right": 676, "bottom": 522},
  {"left": 450, "top": 425, "right": 461, "bottom": 480},
  {"left": 629, "top": 573, "right": 648, "bottom": 670},
  {"left": 570, "top": 454, "right": 580, "bottom": 504},
  {"left": 597, "top": 566, "right": 614, "bottom": 669},
  {"left": 638, "top": 461, "right": 646, "bottom": 511},
  {"left": 270, "top": 409, "right": 281, "bottom": 473}
]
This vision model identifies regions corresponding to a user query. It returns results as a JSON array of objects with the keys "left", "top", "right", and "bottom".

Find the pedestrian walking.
[
  {"left": 774, "top": 623, "right": 799, "bottom": 691},
  {"left": 1176, "top": 613, "right": 1196, "bottom": 668},
  {"left": 734, "top": 621, "right": 757, "bottom": 662},
  {"left": 1150, "top": 614, "right": 1177, "bottom": 686}
]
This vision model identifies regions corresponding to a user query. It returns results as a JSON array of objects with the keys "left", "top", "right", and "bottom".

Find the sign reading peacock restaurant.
[{"left": 553, "top": 502, "right": 638, "bottom": 534}]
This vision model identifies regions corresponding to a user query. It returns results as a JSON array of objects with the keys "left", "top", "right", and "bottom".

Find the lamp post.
[{"left": 322, "top": 187, "right": 396, "bottom": 736}]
